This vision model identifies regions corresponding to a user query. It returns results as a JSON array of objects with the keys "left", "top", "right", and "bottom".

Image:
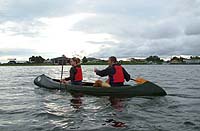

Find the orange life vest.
[
  {"left": 74, "top": 66, "right": 83, "bottom": 81},
  {"left": 109, "top": 65, "right": 124, "bottom": 83}
]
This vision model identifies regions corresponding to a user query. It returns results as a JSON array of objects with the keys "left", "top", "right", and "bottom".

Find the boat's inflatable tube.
[{"left": 34, "top": 74, "right": 167, "bottom": 97}]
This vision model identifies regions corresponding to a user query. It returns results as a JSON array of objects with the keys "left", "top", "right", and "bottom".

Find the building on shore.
[
  {"left": 44, "top": 59, "right": 52, "bottom": 64},
  {"left": 7, "top": 60, "right": 28, "bottom": 64},
  {"left": 170, "top": 56, "right": 200, "bottom": 64},
  {"left": 51, "top": 57, "right": 70, "bottom": 65},
  {"left": 87, "top": 57, "right": 102, "bottom": 62},
  {"left": 128, "top": 58, "right": 147, "bottom": 63},
  {"left": 16, "top": 61, "right": 28, "bottom": 64},
  {"left": 183, "top": 59, "right": 200, "bottom": 64},
  {"left": 170, "top": 59, "right": 183, "bottom": 64},
  {"left": 130, "top": 58, "right": 146, "bottom": 62},
  {"left": 8, "top": 60, "right": 16, "bottom": 64}
]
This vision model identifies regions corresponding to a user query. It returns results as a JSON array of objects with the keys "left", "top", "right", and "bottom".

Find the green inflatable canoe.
[{"left": 34, "top": 74, "right": 167, "bottom": 97}]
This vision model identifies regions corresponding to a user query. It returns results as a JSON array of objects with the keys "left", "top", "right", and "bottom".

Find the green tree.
[
  {"left": 146, "top": 56, "right": 163, "bottom": 63},
  {"left": 190, "top": 56, "right": 200, "bottom": 59},
  {"left": 29, "top": 56, "right": 45, "bottom": 63},
  {"left": 82, "top": 56, "right": 88, "bottom": 63},
  {"left": 171, "top": 56, "right": 184, "bottom": 62}
]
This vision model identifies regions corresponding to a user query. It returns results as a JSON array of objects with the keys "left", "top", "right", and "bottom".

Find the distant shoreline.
[{"left": 0, "top": 63, "right": 200, "bottom": 66}]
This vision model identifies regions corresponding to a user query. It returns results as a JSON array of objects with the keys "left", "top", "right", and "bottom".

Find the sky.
[{"left": 0, "top": 0, "right": 200, "bottom": 62}]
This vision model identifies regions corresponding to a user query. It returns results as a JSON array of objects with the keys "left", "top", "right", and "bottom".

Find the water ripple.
[{"left": 0, "top": 65, "right": 200, "bottom": 131}]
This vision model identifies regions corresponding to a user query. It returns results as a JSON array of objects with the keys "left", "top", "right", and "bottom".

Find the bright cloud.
[
  {"left": 0, "top": 0, "right": 200, "bottom": 62},
  {"left": 0, "top": 13, "right": 118, "bottom": 62}
]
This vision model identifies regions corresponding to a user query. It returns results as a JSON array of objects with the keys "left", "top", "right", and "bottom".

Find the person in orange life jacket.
[
  {"left": 94, "top": 56, "right": 131, "bottom": 86},
  {"left": 64, "top": 57, "right": 83, "bottom": 85}
]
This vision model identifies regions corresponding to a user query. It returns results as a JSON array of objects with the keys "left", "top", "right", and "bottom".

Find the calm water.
[{"left": 0, "top": 65, "right": 200, "bottom": 131}]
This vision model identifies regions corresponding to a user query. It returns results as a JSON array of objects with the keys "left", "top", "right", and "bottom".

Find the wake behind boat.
[{"left": 34, "top": 74, "right": 167, "bottom": 97}]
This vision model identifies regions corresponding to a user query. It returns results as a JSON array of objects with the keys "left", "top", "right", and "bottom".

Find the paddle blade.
[{"left": 134, "top": 78, "right": 148, "bottom": 84}]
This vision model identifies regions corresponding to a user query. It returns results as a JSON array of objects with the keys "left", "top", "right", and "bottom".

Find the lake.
[{"left": 0, "top": 65, "right": 200, "bottom": 131}]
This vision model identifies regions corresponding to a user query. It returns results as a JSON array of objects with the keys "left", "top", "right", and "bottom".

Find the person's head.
[
  {"left": 108, "top": 56, "right": 117, "bottom": 65},
  {"left": 70, "top": 57, "right": 79, "bottom": 66},
  {"left": 77, "top": 58, "right": 81, "bottom": 64}
]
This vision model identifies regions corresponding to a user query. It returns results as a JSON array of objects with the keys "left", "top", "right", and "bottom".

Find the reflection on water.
[
  {"left": 105, "top": 118, "right": 126, "bottom": 128},
  {"left": 70, "top": 97, "right": 82, "bottom": 109},
  {"left": 70, "top": 93, "right": 83, "bottom": 109},
  {"left": 109, "top": 97, "right": 124, "bottom": 112},
  {"left": 106, "top": 97, "right": 127, "bottom": 128}
]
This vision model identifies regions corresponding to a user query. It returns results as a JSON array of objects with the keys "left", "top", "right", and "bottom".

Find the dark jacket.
[
  {"left": 65, "top": 65, "right": 82, "bottom": 84},
  {"left": 95, "top": 64, "right": 131, "bottom": 86}
]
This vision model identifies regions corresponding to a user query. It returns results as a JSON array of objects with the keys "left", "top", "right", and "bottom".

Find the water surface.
[{"left": 0, "top": 65, "right": 200, "bottom": 131}]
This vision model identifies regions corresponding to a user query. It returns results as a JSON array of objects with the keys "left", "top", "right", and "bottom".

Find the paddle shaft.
[
  {"left": 60, "top": 56, "right": 64, "bottom": 89},
  {"left": 130, "top": 78, "right": 136, "bottom": 81}
]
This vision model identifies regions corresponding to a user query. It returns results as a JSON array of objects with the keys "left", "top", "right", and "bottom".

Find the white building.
[
  {"left": 183, "top": 59, "right": 200, "bottom": 64},
  {"left": 16, "top": 61, "right": 28, "bottom": 64}
]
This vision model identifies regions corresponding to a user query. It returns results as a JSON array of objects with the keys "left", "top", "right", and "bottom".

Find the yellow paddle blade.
[{"left": 134, "top": 78, "right": 148, "bottom": 84}]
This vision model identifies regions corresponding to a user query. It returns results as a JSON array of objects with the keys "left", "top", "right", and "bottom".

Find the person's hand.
[
  {"left": 61, "top": 79, "right": 71, "bottom": 84},
  {"left": 94, "top": 67, "right": 98, "bottom": 72},
  {"left": 65, "top": 80, "right": 71, "bottom": 84},
  {"left": 61, "top": 79, "right": 66, "bottom": 83}
]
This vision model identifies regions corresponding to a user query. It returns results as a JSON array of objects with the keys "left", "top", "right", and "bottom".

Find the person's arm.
[
  {"left": 64, "top": 77, "right": 71, "bottom": 81},
  {"left": 65, "top": 67, "right": 76, "bottom": 81},
  {"left": 122, "top": 67, "right": 131, "bottom": 81},
  {"left": 95, "top": 66, "right": 112, "bottom": 77}
]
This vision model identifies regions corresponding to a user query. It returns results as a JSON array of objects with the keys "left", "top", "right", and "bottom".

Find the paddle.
[
  {"left": 60, "top": 55, "right": 65, "bottom": 90},
  {"left": 131, "top": 78, "right": 148, "bottom": 84}
]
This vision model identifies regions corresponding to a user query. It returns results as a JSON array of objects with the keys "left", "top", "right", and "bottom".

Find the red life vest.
[
  {"left": 74, "top": 66, "right": 83, "bottom": 81},
  {"left": 110, "top": 65, "right": 124, "bottom": 83}
]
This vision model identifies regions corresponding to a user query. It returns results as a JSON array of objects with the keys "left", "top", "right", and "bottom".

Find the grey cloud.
[
  {"left": 172, "top": 0, "right": 200, "bottom": 17},
  {"left": 0, "top": 48, "right": 36, "bottom": 56},
  {"left": 73, "top": 14, "right": 144, "bottom": 38},
  {"left": 185, "top": 20, "right": 200, "bottom": 35},
  {"left": 73, "top": 0, "right": 171, "bottom": 19},
  {"left": 0, "top": 0, "right": 75, "bottom": 22},
  {"left": 0, "top": 20, "right": 44, "bottom": 37},
  {"left": 1, "top": 0, "right": 200, "bottom": 58},
  {"left": 73, "top": 0, "right": 200, "bottom": 58},
  {"left": 181, "top": 35, "right": 200, "bottom": 55},
  {"left": 141, "top": 22, "right": 182, "bottom": 39},
  {"left": 89, "top": 35, "right": 200, "bottom": 58},
  {"left": 72, "top": 13, "right": 182, "bottom": 40},
  {"left": 87, "top": 41, "right": 117, "bottom": 45}
]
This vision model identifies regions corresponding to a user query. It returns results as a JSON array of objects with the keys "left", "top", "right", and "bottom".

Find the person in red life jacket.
[
  {"left": 64, "top": 57, "right": 83, "bottom": 85},
  {"left": 94, "top": 56, "right": 130, "bottom": 86}
]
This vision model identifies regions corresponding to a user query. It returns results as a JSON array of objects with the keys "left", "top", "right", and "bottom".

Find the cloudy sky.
[{"left": 0, "top": 0, "right": 200, "bottom": 62}]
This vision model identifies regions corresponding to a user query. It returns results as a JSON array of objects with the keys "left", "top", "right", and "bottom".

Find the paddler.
[
  {"left": 63, "top": 57, "right": 83, "bottom": 85},
  {"left": 94, "top": 56, "right": 131, "bottom": 86}
]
